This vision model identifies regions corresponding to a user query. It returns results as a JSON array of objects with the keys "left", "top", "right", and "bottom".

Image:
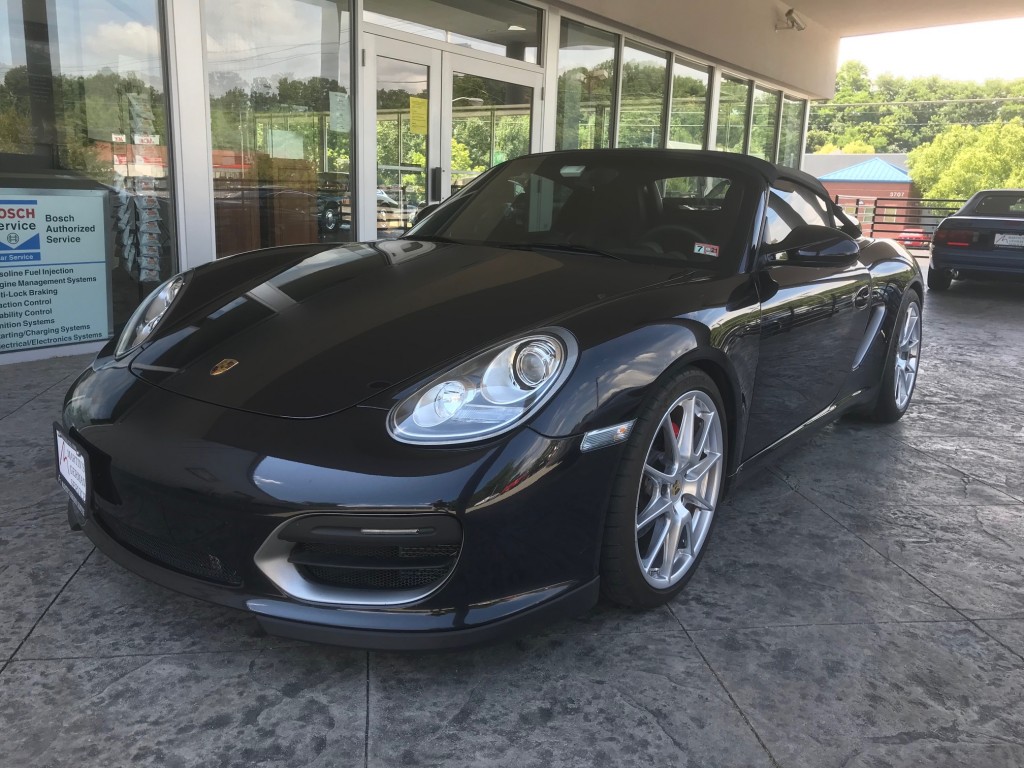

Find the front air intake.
[{"left": 254, "top": 513, "right": 462, "bottom": 606}]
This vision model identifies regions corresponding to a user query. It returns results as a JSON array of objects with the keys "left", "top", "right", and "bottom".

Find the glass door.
[
  {"left": 369, "top": 39, "right": 440, "bottom": 240},
  {"left": 362, "top": 36, "right": 541, "bottom": 239},
  {"left": 443, "top": 53, "right": 541, "bottom": 197}
]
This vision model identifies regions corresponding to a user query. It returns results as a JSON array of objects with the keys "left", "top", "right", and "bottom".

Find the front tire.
[
  {"left": 928, "top": 266, "right": 952, "bottom": 291},
  {"left": 870, "top": 290, "right": 922, "bottom": 423},
  {"left": 601, "top": 368, "right": 727, "bottom": 608}
]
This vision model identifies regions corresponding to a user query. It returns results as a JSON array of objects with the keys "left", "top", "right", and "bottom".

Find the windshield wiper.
[{"left": 497, "top": 242, "right": 626, "bottom": 261}]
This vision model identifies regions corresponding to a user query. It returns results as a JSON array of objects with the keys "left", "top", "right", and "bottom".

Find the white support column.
[
  {"left": 772, "top": 92, "right": 785, "bottom": 163},
  {"left": 610, "top": 33, "right": 624, "bottom": 147},
  {"left": 662, "top": 57, "right": 674, "bottom": 149},
  {"left": 164, "top": 0, "right": 216, "bottom": 268},
  {"left": 541, "top": 8, "right": 561, "bottom": 152},
  {"left": 799, "top": 99, "right": 810, "bottom": 170},
  {"left": 742, "top": 78, "right": 754, "bottom": 155},
  {"left": 705, "top": 69, "right": 722, "bottom": 151}
]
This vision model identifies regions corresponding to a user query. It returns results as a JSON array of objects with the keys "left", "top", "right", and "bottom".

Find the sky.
[{"left": 840, "top": 17, "right": 1024, "bottom": 82}]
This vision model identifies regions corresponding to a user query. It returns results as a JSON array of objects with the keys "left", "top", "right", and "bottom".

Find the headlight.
[
  {"left": 114, "top": 273, "right": 186, "bottom": 357},
  {"left": 388, "top": 329, "right": 578, "bottom": 445}
]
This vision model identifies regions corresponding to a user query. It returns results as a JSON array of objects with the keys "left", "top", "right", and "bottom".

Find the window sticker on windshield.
[{"left": 694, "top": 243, "right": 719, "bottom": 257}]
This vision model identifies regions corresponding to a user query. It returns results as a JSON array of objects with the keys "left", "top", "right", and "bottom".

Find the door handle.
[{"left": 429, "top": 167, "right": 443, "bottom": 202}]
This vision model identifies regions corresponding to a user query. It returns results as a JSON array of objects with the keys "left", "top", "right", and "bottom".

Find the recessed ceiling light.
[{"left": 508, "top": 24, "right": 526, "bottom": 31}]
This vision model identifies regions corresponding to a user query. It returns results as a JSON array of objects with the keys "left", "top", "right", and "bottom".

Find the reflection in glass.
[
  {"left": 410, "top": 154, "right": 752, "bottom": 274},
  {"left": 556, "top": 20, "right": 617, "bottom": 150},
  {"left": 204, "top": 0, "right": 353, "bottom": 257},
  {"left": 668, "top": 59, "right": 709, "bottom": 150},
  {"left": 750, "top": 87, "right": 781, "bottom": 161},
  {"left": 778, "top": 97, "right": 807, "bottom": 169},
  {"left": 715, "top": 76, "right": 751, "bottom": 153},
  {"left": 376, "top": 57, "right": 427, "bottom": 239},
  {"left": 0, "top": 0, "right": 177, "bottom": 340},
  {"left": 364, "top": 0, "right": 540, "bottom": 64},
  {"left": 617, "top": 41, "right": 668, "bottom": 149},
  {"left": 451, "top": 73, "right": 532, "bottom": 192}
]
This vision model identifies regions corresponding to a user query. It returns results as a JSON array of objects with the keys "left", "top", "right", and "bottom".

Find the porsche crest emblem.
[{"left": 210, "top": 359, "right": 239, "bottom": 376}]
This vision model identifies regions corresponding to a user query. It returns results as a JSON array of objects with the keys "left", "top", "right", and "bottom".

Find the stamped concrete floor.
[{"left": 2, "top": 273, "right": 1024, "bottom": 768}]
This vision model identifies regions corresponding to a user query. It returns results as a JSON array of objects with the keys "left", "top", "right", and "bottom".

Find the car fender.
[{"left": 530, "top": 319, "right": 755, "bottom": 473}]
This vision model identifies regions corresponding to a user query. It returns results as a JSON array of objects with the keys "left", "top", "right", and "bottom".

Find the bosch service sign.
[
  {"left": 0, "top": 191, "right": 111, "bottom": 353},
  {"left": 0, "top": 202, "right": 42, "bottom": 264}
]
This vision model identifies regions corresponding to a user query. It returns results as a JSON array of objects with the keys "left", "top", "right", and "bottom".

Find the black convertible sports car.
[{"left": 55, "top": 150, "right": 924, "bottom": 650}]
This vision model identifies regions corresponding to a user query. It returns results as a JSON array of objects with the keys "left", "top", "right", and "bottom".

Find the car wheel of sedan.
[
  {"left": 871, "top": 291, "right": 922, "bottom": 423},
  {"left": 927, "top": 266, "right": 952, "bottom": 291},
  {"left": 322, "top": 206, "right": 339, "bottom": 232},
  {"left": 601, "top": 368, "right": 727, "bottom": 608}
]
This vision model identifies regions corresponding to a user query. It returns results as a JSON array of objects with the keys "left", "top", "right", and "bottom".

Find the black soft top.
[{"left": 536, "top": 148, "right": 832, "bottom": 198}]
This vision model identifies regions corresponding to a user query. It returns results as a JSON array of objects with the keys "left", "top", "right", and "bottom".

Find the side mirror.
[
  {"left": 762, "top": 225, "right": 860, "bottom": 267},
  {"left": 412, "top": 203, "right": 440, "bottom": 226}
]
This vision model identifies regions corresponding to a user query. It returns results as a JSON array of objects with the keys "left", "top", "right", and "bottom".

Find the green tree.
[
  {"left": 810, "top": 60, "right": 1024, "bottom": 154},
  {"left": 908, "top": 119, "right": 1024, "bottom": 198}
]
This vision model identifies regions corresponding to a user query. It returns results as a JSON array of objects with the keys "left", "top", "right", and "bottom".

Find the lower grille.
[
  {"left": 303, "top": 564, "right": 452, "bottom": 590},
  {"left": 100, "top": 513, "right": 242, "bottom": 587},
  {"left": 292, "top": 541, "right": 459, "bottom": 592}
]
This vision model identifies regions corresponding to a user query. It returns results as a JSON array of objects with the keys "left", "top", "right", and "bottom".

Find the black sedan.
[
  {"left": 55, "top": 150, "right": 924, "bottom": 650},
  {"left": 929, "top": 189, "right": 1024, "bottom": 290}
]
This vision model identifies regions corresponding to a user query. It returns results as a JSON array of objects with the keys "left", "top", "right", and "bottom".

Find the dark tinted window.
[
  {"left": 408, "top": 154, "right": 754, "bottom": 271},
  {"left": 764, "top": 182, "right": 832, "bottom": 244},
  {"left": 970, "top": 193, "right": 1024, "bottom": 217}
]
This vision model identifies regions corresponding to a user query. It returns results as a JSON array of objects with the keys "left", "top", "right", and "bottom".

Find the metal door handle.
[{"left": 429, "top": 167, "right": 443, "bottom": 202}]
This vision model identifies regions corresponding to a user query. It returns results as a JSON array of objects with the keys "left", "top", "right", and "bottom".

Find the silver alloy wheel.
[
  {"left": 894, "top": 302, "right": 921, "bottom": 410},
  {"left": 323, "top": 207, "right": 338, "bottom": 231},
  {"left": 635, "top": 390, "right": 724, "bottom": 589}
]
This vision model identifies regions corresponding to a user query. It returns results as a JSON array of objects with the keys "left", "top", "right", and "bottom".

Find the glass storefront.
[
  {"left": 750, "top": 86, "right": 781, "bottom": 161},
  {"left": 778, "top": 96, "right": 807, "bottom": 168},
  {"left": 375, "top": 56, "right": 429, "bottom": 238},
  {"left": 364, "top": 0, "right": 541, "bottom": 64},
  {"left": 450, "top": 72, "right": 533, "bottom": 190},
  {"left": 0, "top": 0, "right": 811, "bottom": 361},
  {"left": 716, "top": 75, "right": 751, "bottom": 153},
  {"left": 668, "top": 59, "right": 709, "bottom": 150},
  {"left": 555, "top": 20, "right": 616, "bottom": 150},
  {"left": 617, "top": 41, "right": 668, "bottom": 149},
  {"left": 204, "top": 0, "right": 353, "bottom": 257},
  {"left": 0, "top": 0, "right": 176, "bottom": 354}
]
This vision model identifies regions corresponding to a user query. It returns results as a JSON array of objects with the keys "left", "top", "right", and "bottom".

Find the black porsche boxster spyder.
[{"left": 55, "top": 150, "right": 923, "bottom": 650}]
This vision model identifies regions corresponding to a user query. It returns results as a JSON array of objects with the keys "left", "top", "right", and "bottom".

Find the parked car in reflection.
[
  {"left": 212, "top": 185, "right": 349, "bottom": 242},
  {"left": 894, "top": 228, "right": 930, "bottom": 250},
  {"left": 929, "top": 189, "right": 1024, "bottom": 290},
  {"left": 57, "top": 150, "right": 924, "bottom": 651}
]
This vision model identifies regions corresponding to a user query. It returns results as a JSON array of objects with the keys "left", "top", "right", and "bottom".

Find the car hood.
[{"left": 131, "top": 240, "right": 684, "bottom": 418}]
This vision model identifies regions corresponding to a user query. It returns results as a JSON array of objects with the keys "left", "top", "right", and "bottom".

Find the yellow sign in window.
[{"left": 409, "top": 97, "right": 428, "bottom": 135}]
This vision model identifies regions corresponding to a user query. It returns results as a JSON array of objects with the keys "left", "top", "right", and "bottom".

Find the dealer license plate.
[
  {"left": 994, "top": 233, "right": 1024, "bottom": 249},
  {"left": 54, "top": 424, "right": 90, "bottom": 520}
]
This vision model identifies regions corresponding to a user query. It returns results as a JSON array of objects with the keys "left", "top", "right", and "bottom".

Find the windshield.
[{"left": 406, "top": 153, "right": 755, "bottom": 270}]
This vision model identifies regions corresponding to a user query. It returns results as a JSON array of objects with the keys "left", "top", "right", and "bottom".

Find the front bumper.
[{"left": 63, "top": 359, "right": 622, "bottom": 649}]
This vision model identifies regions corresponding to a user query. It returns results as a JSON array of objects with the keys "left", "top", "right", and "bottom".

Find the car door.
[{"left": 742, "top": 181, "right": 872, "bottom": 460}]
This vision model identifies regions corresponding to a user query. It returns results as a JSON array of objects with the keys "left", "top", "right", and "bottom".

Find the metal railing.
[{"left": 833, "top": 195, "right": 967, "bottom": 242}]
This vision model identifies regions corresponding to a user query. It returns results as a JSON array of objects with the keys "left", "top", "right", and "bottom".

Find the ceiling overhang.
[{"left": 794, "top": 0, "right": 1024, "bottom": 37}]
